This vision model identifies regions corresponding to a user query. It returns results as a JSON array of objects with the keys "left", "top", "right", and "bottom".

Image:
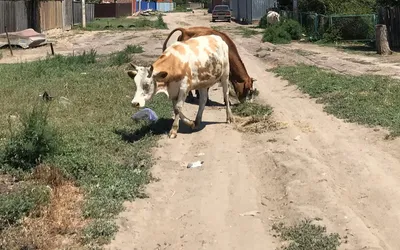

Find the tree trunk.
[{"left": 376, "top": 24, "right": 392, "bottom": 55}]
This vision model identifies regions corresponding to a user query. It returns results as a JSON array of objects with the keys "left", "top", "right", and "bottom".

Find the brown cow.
[{"left": 162, "top": 26, "right": 257, "bottom": 104}]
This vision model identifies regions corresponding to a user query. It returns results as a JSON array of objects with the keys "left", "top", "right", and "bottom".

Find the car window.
[{"left": 214, "top": 5, "right": 229, "bottom": 11}]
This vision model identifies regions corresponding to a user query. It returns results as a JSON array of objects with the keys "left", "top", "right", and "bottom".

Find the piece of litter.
[
  {"left": 196, "top": 152, "right": 205, "bottom": 157},
  {"left": 132, "top": 108, "right": 158, "bottom": 122},
  {"left": 187, "top": 161, "right": 204, "bottom": 168},
  {"left": 294, "top": 135, "right": 301, "bottom": 141},
  {"left": 240, "top": 210, "right": 260, "bottom": 217}
]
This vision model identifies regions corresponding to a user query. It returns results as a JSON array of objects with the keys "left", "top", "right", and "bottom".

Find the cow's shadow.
[
  {"left": 114, "top": 118, "right": 223, "bottom": 142},
  {"left": 185, "top": 96, "right": 228, "bottom": 107}
]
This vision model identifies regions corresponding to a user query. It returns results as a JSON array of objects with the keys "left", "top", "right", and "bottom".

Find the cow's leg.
[
  {"left": 177, "top": 88, "right": 196, "bottom": 128},
  {"left": 194, "top": 88, "right": 208, "bottom": 128},
  {"left": 169, "top": 99, "right": 180, "bottom": 139},
  {"left": 205, "top": 88, "right": 212, "bottom": 106},
  {"left": 221, "top": 75, "right": 234, "bottom": 123}
]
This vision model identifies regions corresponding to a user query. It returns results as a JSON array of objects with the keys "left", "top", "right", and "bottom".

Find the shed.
[{"left": 230, "top": 0, "right": 276, "bottom": 24}]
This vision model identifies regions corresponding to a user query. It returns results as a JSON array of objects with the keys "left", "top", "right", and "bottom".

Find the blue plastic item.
[{"left": 131, "top": 108, "right": 158, "bottom": 122}]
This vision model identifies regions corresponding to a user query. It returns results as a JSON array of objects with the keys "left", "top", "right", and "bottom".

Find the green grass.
[
  {"left": 109, "top": 45, "right": 144, "bottom": 66},
  {"left": 172, "top": 5, "right": 192, "bottom": 12},
  {"left": 0, "top": 185, "right": 50, "bottom": 230},
  {"left": 0, "top": 48, "right": 172, "bottom": 247},
  {"left": 239, "top": 27, "right": 260, "bottom": 38},
  {"left": 79, "top": 15, "right": 168, "bottom": 31},
  {"left": 272, "top": 219, "right": 341, "bottom": 250},
  {"left": 273, "top": 64, "right": 400, "bottom": 137},
  {"left": 232, "top": 102, "right": 273, "bottom": 118}
]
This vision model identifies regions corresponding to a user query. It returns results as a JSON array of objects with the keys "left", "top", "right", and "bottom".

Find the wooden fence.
[
  {"left": 0, "top": 0, "right": 31, "bottom": 34},
  {"left": 0, "top": 0, "right": 94, "bottom": 33},
  {"left": 94, "top": 3, "right": 131, "bottom": 18},
  {"left": 40, "top": 1, "right": 63, "bottom": 31},
  {"left": 378, "top": 6, "right": 400, "bottom": 49},
  {"left": 73, "top": 2, "right": 95, "bottom": 25}
]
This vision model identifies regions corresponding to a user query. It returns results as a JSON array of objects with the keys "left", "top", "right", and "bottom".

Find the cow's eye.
[{"left": 142, "top": 84, "right": 149, "bottom": 91}]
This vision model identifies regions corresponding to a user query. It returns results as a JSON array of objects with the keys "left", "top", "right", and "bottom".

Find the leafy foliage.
[
  {"left": 2, "top": 104, "right": 60, "bottom": 171},
  {"left": 298, "top": 0, "right": 376, "bottom": 14}
]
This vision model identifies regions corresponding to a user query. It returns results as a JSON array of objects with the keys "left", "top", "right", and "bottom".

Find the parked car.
[{"left": 211, "top": 5, "right": 231, "bottom": 22}]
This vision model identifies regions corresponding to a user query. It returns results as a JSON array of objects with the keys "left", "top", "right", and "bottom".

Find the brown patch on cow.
[
  {"left": 153, "top": 49, "right": 192, "bottom": 86},
  {"left": 172, "top": 44, "right": 187, "bottom": 56},
  {"left": 185, "top": 39, "right": 200, "bottom": 56},
  {"left": 194, "top": 56, "right": 222, "bottom": 82}
]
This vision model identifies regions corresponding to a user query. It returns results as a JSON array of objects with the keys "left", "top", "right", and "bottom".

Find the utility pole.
[{"left": 82, "top": 0, "right": 86, "bottom": 28}]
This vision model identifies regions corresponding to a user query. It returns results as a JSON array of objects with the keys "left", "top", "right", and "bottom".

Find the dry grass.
[
  {"left": 233, "top": 115, "right": 288, "bottom": 134},
  {"left": 0, "top": 165, "right": 86, "bottom": 250}
]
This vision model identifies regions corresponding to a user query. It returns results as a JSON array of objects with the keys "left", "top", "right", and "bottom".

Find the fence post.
[{"left": 82, "top": 0, "right": 86, "bottom": 28}]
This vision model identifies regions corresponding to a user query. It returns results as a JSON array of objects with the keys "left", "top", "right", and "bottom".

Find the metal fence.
[
  {"left": 156, "top": 2, "right": 174, "bottom": 12},
  {"left": 378, "top": 6, "right": 400, "bottom": 48},
  {"left": 280, "top": 10, "right": 377, "bottom": 41},
  {"left": 73, "top": 2, "right": 95, "bottom": 25}
]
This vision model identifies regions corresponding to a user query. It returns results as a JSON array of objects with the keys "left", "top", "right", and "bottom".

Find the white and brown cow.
[{"left": 128, "top": 34, "right": 234, "bottom": 139}]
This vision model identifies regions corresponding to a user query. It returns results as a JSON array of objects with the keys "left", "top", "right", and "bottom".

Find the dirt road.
[{"left": 104, "top": 11, "right": 400, "bottom": 250}]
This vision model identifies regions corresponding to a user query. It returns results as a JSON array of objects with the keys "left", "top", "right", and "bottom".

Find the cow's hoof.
[
  {"left": 168, "top": 130, "right": 177, "bottom": 139},
  {"left": 227, "top": 116, "right": 235, "bottom": 124}
]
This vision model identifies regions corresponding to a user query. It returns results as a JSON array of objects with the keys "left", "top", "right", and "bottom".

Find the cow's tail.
[{"left": 162, "top": 27, "right": 186, "bottom": 52}]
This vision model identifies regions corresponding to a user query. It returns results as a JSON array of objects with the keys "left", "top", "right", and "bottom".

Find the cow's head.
[
  {"left": 127, "top": 63, "right": 168, "bottom": 108},
  {"left": 236, "top": 77, "right": 257, "bottom": 103}
]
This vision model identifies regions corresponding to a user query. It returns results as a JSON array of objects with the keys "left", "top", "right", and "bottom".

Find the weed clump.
[
  {"left": 109, "top": 45, "right": 144, "bottom": 66},
  {"left": 82, "top": 219, "right": 118, "bottom": 246},
  {"left": 232, "top": 102, "right": 273, "bottom": 118},
  {"left": 155, "top": 14, "right": 168, "bottom": 29},
  {"left": 2, "top": 104, "right": 59, "bottom": 171},
  {"left": 272, "top": 219, "right": 341, "bottom": 250},
  {"left": 0, "top": 185, "right": 50, "bottom": 230}
]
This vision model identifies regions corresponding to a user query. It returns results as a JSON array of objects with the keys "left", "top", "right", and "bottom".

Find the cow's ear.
[
  {"left": 127, "top": 70, "right": 137, "bottom": 79},
  {"left": 154, "top": 71, "right": 168, "bottom": 81},
  {"left": 251, "top": 77, "right": 257, "bottom": 82}
]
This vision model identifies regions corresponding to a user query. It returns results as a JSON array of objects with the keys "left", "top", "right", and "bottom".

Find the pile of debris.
[
  {"left": 0, "top": 28, "right": 48, "bottom": 49},
  {"left": 130, "top": 9, "right": 160, "bottom": 17}
]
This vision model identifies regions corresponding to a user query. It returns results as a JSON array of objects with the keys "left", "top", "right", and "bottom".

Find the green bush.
[
  {"left": 258, "top": 14, "right": 269, "bottom": 28},
  {"left": 263, "top": 25, "right": 292, "bottom": 44},
  {"left": 260, "top": 16, "right": 303, "bottom": 44},
  {"left": 2, "top": 104, "right": 60, "bottom": 171},
  {"left": 280, "top": 19, "right": 303, "bottom": 40},
  {"left": 0, "top": 185, "right": 50, "bottom": 230}
]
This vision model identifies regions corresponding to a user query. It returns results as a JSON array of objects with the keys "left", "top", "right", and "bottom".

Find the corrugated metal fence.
[
  {"left": 73, "top": 2, "right": 95, "bottom": 25},
  {"left": 378, "top": 6, "right": 400, "bottom": 48},
  {"left": 0, "top": 0, "right": 31, "bottom": 33},
  {"left": 156, "top": 2, "right": 174, "bottom": 12},
  {"left": 231, "top": 0, "right": 275, "bottom": 23},
  {"left": 137, "top": 1, "right": 156, "bottom": 11},
  {"left": 251, "top": 0, "right": 275, "bottom": 21}
]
